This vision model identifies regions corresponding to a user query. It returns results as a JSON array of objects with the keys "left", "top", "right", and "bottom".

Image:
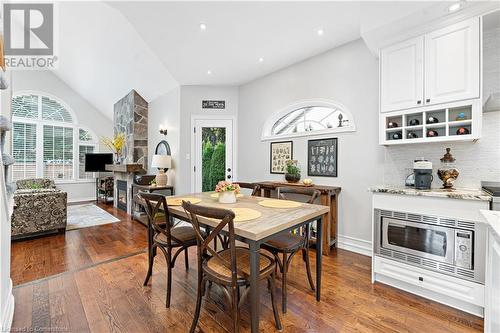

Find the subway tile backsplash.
[{"left": 383, "top": 111, "right": 500, "bottom": 189}]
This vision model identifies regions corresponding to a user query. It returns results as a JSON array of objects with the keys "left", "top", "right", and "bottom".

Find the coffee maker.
[{"left": 413, "top": 159, "right": 433, "bottom": 190}]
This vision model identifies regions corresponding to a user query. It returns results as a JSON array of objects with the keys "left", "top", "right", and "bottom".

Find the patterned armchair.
[{"left": 12, "top": 178, "right": 67, "bottom": 240}]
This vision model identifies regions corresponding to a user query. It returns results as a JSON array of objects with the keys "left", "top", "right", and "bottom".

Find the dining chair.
[
  {"left": 261, "top": 186, "right": 320, "bottom": 313},
  {"left": 234, "top": 182, "right": 261, "bottom": 196},
  {"left": 138, "top": 192, "right": 198, "bottom": 308},
  {"left": 182, "top": 201, "right": 282, "bottom": 333}
]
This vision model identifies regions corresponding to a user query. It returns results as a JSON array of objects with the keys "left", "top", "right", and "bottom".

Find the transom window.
[
  {"left": 11, "top": 93, "right": 97, "bottom": 182},
  {"left": 262, "top": 100, "right": 356, "bottom": 141}
]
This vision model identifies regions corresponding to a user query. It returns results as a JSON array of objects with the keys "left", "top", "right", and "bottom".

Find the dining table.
[{"left": 161, "top": 191, "right": 329, "bottom": 333}]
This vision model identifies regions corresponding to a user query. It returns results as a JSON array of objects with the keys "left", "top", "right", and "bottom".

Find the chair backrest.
[
  {"left": 235, "top": 182, "right": 260, "bottom": 196},
  {"left": 137, "top": 192, "right": 181, "bottom": 247},
  {"left": 182, "top": 201, "right": 247, "bottom": 283},
  {"left": 276, "top": 186, "right": 320, "bottom": 204}
]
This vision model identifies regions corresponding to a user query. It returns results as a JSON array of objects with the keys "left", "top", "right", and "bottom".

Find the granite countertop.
[
  {"left": 480, "top": 210, "right": 500, "bottom": 241},
  {"left": 370, "top": 185, "right": 492, "bottom": 202}
]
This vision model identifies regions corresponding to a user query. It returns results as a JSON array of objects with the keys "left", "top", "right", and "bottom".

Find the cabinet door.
[
  {"left": 485, "top": 233, "right": 500, "bottom": 333},
  {"left": 424, "top": 17, "right": 480, "bottom": 106},
  {"left": 380, "top": 36, "right": 424, "bottom": 113}
]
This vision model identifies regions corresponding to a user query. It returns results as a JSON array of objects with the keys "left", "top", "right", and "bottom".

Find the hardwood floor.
[{"left": 11, "top": 203, "right": 483, "bottom": 332}]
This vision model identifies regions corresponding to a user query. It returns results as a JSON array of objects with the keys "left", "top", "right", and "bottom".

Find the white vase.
[{"left": 218, "top": 191, "right": 237, "bottom": 204}]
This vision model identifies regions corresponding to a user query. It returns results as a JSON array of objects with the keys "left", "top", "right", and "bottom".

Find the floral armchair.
[{"left": 11, "top": 178, "right": 67, "bottom": 240}]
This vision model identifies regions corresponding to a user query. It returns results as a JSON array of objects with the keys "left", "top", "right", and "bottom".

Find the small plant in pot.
[
  {"left": 215, "top": 181, "right": 241, "bottom": 204},
  {"left": 285, "top": 160, "right": 301, "bottom": 183}
]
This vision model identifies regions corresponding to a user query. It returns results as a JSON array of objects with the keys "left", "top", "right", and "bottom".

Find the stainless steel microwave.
[{"left": 374, "top": 209, "right": 486, "bottom": 283}]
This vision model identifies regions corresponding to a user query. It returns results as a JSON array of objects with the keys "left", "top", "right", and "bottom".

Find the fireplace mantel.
[{"left": 105, "top": 163, "right": 144, "bottom": 173}]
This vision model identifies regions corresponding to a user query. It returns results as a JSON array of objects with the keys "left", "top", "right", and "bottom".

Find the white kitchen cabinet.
[
  {"left": 380, "top": 36, "right": 424, "bottom": 112},
  {"left": 485, "top": 230, "right": 500, "bottom": 333},
  {"left": 380, "top": 17, "right": 480, "bottom": 113},
  {"left": 424, "top": 17, "right": 480, "bottom": 106}
]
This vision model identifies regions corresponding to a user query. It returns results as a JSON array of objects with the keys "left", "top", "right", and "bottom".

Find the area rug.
[{"left": 67, "top": 204, "right": 120, "bottom": 231}]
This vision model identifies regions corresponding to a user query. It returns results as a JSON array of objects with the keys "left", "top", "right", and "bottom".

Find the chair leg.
[
  {"left": 157, "top": 246, "right": 172, "bottom": 308},
  {"left": 189, "top": 275, "right": 204, "bottom": 333},
  {"left": 184, "top": 248, "right": 189, "bottom": 271},
  {"left": 231, "top": 285, "right": 239, "bottom": 333},
  {"left": 281, "top": 253, "right": 288, "bottom": 314},
  {"left": 143, "top": 244, "right": 156, "bottom": 286},
  {"left": 303, "top": 248, "right": 315, "bottom": 291},
  {"left": 269, "top": 273, "right": 282, "bottom": 330}
]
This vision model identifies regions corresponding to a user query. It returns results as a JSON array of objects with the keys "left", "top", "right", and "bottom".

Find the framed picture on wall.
[
  {"left": 270, "top": 141, "right": 293, "bottom": 174},
  {"left": 307, "top": 138, "right": 338, "bottom": 177}
]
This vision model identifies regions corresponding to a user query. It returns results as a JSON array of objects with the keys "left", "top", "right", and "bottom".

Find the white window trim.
[
  {"left": 261, "top": 99, "right": 356, "bottom": 141},
  {"left": 12, "top": 92, "right": 99, "bottom": 183}
]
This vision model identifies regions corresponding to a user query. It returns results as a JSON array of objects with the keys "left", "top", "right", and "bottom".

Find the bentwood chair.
[
  {"left": 234, "top": 182, "right": 261, "bottom": 196},
  {"left": 261, "top": 186, "right": 320, "bottom": 313},
  {"left": 138, "top": 192, "right": 198, "bottom": 307},
  {"left": 182, "top": 201, "right": 282, "bottom": 333}
]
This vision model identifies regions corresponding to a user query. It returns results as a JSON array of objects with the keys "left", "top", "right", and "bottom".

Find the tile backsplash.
[{"left": 383, "top": 111, "right": 500, "bottom": 189}]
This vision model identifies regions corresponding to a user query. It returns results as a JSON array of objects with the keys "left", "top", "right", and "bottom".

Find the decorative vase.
[
  {"left": 437, "top": 148, "right": 459, "bottom": 189},
  {"left": 114, "top": 153, "right": 122, "bottom": 164},
  {"left": 218, "top": 191, "right": 237, "bottom": 204}
]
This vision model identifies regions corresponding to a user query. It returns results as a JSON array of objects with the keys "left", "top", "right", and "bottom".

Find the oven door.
[{"left": 381, "top": 217, "right": 455, "bottom": 265}]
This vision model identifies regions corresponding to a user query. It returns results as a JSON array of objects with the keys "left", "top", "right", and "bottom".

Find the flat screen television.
[{"left": 84, "top": 153, "right": 113, "bottom": 172}]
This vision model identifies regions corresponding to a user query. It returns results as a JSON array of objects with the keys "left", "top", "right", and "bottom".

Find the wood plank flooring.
[{"left": 11, "top": 203, "right": 484, "bottom": 332}]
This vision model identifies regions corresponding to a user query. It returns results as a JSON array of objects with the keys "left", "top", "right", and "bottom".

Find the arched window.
[
  {"left": 261, "top": 99, "right": 356, "bottom": 141},
  {"left": 11, "top": 92, "right": 97, "bottom": 181}
]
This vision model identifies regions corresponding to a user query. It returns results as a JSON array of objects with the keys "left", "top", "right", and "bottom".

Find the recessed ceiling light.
[
  {"left": 317, "top": 29, "right": 324, "bottom": 36},
  {"left": 207, "top": 70, "right": 212, "bottom": 75},
  {"left": 258, "top": 57, "right": 264, "bottom": 63},
  {"left": 448, "top": 2, "right": 461, "bottom": 12},
  {"left": 200, "top": 23, "right": 207, "bottom": 31}
]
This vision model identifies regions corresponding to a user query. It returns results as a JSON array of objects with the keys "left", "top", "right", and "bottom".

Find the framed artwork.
[
  {"left": 307, "top": 138, "right": 338, "bottom": 177},
  {"left": 270, "top": 141, "right": 293, "bottom": 174}
]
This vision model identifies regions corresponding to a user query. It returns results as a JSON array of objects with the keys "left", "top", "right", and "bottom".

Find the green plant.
[
  {"left": 210, "top": 143, "right": 225, "bottom": 190},
  {"left": 285, "top": 160, "right": 300, "bottom": 176},
  {"left": 202, "top": 142, "right": 214, "bottom": 192}
]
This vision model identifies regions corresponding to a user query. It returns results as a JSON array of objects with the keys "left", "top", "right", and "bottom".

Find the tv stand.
[{"left": 95, "top": 176, "right": 114, "bottom": 204}]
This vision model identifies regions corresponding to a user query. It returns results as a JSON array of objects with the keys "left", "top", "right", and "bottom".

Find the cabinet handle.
[
  {"left": 418, "top": 276, "right": 424, "bottom": 282},
  {"left": 417, "top": 100, "right": 422, "bottom": 105},
  {"left": 426, "top": 98, "right": 430, "bottom": 103}
]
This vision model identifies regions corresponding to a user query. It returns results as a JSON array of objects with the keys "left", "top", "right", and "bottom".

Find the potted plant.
[
  {"left": 285, "top": 160, "right": 301, "bottom": 183},
  {"left": 102, "top": 133, "right": 125, "bottom": 164},
  {"left": 215, "top": 181, "right": 241, "bottom": 204}
]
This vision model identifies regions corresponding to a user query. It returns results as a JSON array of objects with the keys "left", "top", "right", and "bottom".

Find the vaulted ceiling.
[{"left": 51, "top": 1, "right": 478, "bottom": 119}]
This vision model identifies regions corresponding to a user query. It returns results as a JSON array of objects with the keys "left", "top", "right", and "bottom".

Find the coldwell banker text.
[{"left": 3, "top": 3, "right": 58, "bottom": 70}]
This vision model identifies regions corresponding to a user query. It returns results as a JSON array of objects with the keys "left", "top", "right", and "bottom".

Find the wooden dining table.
[{"left": 162, "top": 191, "right": 329, "bottom": 333}]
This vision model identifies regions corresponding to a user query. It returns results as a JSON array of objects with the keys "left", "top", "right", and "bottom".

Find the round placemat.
[
  {"left": 230, "top": 208, "right": 262, "bottom": 222},
  {"left": 210, "top": 193, "right": 244, "bottom": 198},
  {"left": 258, "top": 199, "right": 302, "bottom": 209},
  {"left": 166, "top": 197, "right": 202, "bottom": 206}
]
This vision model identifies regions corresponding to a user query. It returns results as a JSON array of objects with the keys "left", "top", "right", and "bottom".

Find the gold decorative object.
[
  {"left": 437, "top": 148, "right": 460, "bottom": 189},
  {"left": 258, "top": 199, "right": 302, "bottom": 208},
  {"left": 166, "top": 197, "right": 202, "bottom": 206}
]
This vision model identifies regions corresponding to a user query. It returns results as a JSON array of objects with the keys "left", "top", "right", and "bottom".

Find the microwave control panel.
[{"left": 454, "top": 230, "right": 473, "bottom": 270}]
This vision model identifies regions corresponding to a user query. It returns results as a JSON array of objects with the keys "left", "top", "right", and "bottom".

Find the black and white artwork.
[
  {"left": 270, "top": 141, "right": 293, "bottom": 174},
  {"left": 307, "top": 138, "right": 337, "bottom": 177}
]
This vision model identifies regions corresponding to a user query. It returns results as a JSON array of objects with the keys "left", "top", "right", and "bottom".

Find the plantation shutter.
[
  {"left": 11, "top": 122, "right": 37, "bottom": 181},
  {"left": 78, "top": 145, "right": 94, "bottom": 179},
  {"left": 43, "top": 125, "right": 74, "bottom": 179}
]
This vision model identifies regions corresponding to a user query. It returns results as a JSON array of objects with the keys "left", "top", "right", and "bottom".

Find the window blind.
[
  {"left": 12, "top": 122, "right": 37, "bottom": 181},
  {"left": 43, "top": 125, "right": 74, "bottom": 180},
  {"left": 78, "top": 145, "right": 95, "bottom": 179}
]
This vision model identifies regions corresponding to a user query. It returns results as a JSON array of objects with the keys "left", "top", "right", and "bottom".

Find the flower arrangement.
[
  {"left": 215, "top": 181, "right": 240, "bottom": 193},
  {"left": 102, "top": 133, "right": 126, "bottom": 163}
]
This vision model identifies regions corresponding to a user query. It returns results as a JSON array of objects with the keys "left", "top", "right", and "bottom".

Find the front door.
[{"left": 193, "top": 118, "right": 233, "bottom": 192}]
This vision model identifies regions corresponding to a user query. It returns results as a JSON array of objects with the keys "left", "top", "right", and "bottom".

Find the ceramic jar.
[
  {"left": 218, "top": 191, "right": 237, "bottom": 204},
  {"left": 437, "top": 148, "right": 459, "bottom": 189}
]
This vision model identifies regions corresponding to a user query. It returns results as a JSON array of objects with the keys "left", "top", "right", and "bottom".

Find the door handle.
[
  {"left": 426, "top": 98, "right": 430, "bottom": 103},
  {"left": 417, "top": 100, "right": 421, "bottom": 105}
]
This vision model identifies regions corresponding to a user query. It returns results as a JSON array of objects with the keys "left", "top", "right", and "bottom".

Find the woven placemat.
[
  {"left": 258, "top": 199, "right": 302, "bottom": 208},
  {"left": 210, "top": 193, "right": 244, "bottom": 198},
  {"left": 230, "top": 208, "right": 262, "bottom": 222},
  {"left": 166, "top": 197, "right": 202, "bottom": 206}
]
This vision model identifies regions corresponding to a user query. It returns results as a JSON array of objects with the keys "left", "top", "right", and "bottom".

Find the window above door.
[{"left": 261, "top": 99, "right": 356, "bottom": 141}]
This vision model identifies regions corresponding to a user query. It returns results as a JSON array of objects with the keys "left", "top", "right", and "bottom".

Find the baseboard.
[
  {"left": 1, "top": 279, "right": 14, "bottom": 332},
  {"left": 67, "top": 197, "right": 96, "bottom": 204},
  {"left": 337, "top": 234, "right": 372, "bottom": 257}
]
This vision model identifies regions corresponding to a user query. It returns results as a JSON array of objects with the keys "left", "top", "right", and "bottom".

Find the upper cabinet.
[
  {"left": 425, "top": 17, "right": 480, "bottom": 105},
  {"left": 380, "top": 17, "right": 480, "bottom": 113},
  {"left": 380, "top": 37, "right": 424, "bottom": 112}
]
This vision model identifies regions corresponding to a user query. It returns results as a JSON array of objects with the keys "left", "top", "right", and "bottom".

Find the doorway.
[{"left": 192, "top": 117, "right": 234, "bottom": 192}]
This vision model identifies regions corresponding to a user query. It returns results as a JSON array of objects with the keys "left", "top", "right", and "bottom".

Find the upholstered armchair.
[{"left": 11, "top": 178, "right": 67, "bottom": 240}]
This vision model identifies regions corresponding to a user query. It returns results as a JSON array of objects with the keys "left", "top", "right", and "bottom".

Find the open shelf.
[{"left": 380, "top": 100, "right": 481, "bottom": 145}]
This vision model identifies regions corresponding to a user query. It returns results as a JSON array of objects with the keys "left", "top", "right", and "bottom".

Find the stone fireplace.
[{"left": 116, "top": 180, "right": 127, "bottom": 211}]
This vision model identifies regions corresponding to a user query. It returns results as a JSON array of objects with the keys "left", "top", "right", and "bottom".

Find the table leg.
[
  {"left": 320, "top": 193, "right": 331, "bottom": 256},
  {"left": 249, "top": 241, "right": 260, "bottom": 333},
  {"left": 316, "top": 216, "right": 323, "bottom": 301}
]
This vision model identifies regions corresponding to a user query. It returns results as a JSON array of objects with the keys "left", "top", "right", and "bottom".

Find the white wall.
[
  {"left": 11, "top": 70, "right": 113, "bottom": 202},
  {"left": 178, "top": 85, "right": 238, "bottom": 194},
  {"left": 147, "top": 87, "right": 181, "bottom": 188},
  {"left": 238, "top": 39, "right": 384, "bottom": 251}
]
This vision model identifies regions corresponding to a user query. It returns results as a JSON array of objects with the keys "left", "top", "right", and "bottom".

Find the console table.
[{"left": 255, "top": 181, "right": 341, "bottom": 256}]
